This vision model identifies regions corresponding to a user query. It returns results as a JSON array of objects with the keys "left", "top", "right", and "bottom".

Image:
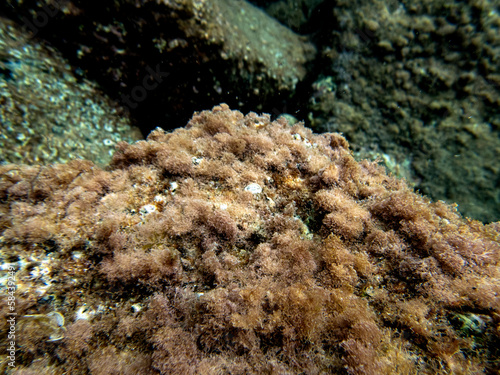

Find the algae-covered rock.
[
  {"left": 1, "top": 105, "right": 498, "bottom": 374},
  {"left": 306, "top": 0, "right": 500, "bottom": 223}
]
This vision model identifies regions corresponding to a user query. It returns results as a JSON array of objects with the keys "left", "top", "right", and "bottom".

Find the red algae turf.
[{"left": 0, "top": 104, "right": 499, "bottom": 374}]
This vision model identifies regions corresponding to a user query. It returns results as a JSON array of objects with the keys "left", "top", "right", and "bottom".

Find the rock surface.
[
  {"left": 0, "top": 0, "right": 315, "bottom": 135},
  {"left": 0, "top": 17, "right": 142, "bottom": 166},
  {"left": 1, "top": 105, "right": 498, "bottom": 374}
]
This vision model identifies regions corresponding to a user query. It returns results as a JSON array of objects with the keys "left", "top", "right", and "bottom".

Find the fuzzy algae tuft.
[{"left": 0, "top": 104, "right": 499, "bottom": 374}]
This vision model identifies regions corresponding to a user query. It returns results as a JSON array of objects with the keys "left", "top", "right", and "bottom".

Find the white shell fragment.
[
  {"left": 75, "top": 305, "right": 96, "bottom": 321},
  {"left": 139, "top": 204, "right": 157, "bottom": 215},
  {"left": 154, "top": 194, "right": 167, "bottom": 203},
  {"left": 192, "top": 156, "right": 203, "bottom": 165},
  {"left": 131, "top": 303, "right": 143, "bottom": 313},
  {"left": 244, "top": 183, "right": 262, "bottom": 194},
  {"left": 169, "top": 181, "right": 178, "bottom": 192}
]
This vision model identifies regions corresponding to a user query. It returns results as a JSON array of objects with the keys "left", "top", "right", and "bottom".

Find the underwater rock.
[
  {"left": 306, "top": 0, "right": 500, "bottom": 223},
  {"left": 0, "top": 17, "right": 142, "bottom": 166},
  {"left": 0, "top": 0, "right": 315, "bottom": 135},
  {"left": 260, "top": 0, "right": 324, "bottom": 32},
  {"left": 0, "top": 104, "right": 499, "bottom": 374}
]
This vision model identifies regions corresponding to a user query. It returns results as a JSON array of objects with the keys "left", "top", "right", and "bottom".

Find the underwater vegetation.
[{"left": 0, "top": 105, "right": 499, "bottom": 374}]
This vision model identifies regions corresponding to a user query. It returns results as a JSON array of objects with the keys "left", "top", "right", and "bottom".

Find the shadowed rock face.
[
  {"left": 303, "top": 0, "right": 500, "bottom": 223},
  {"left": 0, "top": 0, "right": 315, "bottom": 135},
  {"left": 0, "top": 16, "right": 142, "bottom": 166},
  {"left": 1, "top": 104, "right": 499, "bottom": 374}
]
